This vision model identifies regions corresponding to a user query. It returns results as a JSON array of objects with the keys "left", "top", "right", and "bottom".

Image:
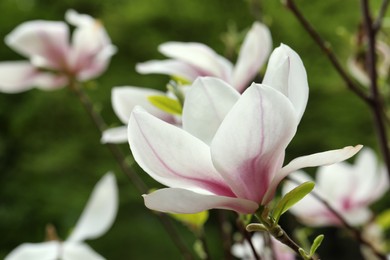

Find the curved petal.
[
  {"left": 62, "top": 242, "right": 104, "bottom": 260},
  {"left": 5, "top": 241, "right": 59, "bottom": 260},
  {"left": 136, "top": 60, "right": 202, "bottom": 81},
  {"left": 143, "top": 188, "right": 258, "bottom": 214},
  {"left": 233, "top": 22, "right": 272, "bottom": 92},
  {"left": 112, "top": 86, "right": 174, "bottom": 124},
  {"left": 211, "top": 83, "right": 298, "bottom": 202},
  {"left": 67, "top": 173, "right": 118, "bottom": 242},
  {"left": 5, "top": 21, "right": 69, "bottom": 70},
  {"left": 101, "top": 126, "right": 128, "bottom": 144},
  {"left": 262, "top": 44, "right": 308, "bottom": 122},
  {"left": 66, "top": 10, "right": 116, "bottom": 80},
  {"left": 263, "top": 145, "right": 363, "bottom": 204},
  {"left": 0, "top": 61, "right": 67, "bottom": 93},
  {"left": 182, "top": 77, "right": 240, "bottom": 144},
  {"left": 128, "top": 106, "right": 233, "bottom": 196},
  {"left": 159, "top": 42, "right": 233, "bottom": 80}
]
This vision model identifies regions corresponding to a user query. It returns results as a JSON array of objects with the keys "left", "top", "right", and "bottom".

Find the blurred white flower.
[
  {"left": 5, "top": 173, "right": 118, "bottom": 260},
  {"left": 283, "top": 148, "right": 389, "bottom": 226},
  {"left": 136, "top": 21, "right": 272, "bottom": 93},
  {"left": 0, "top": 9, "right": 116, "bottom": 93},
  {"left": 231, "top": 233, "right": 295, "bottom": 260}
]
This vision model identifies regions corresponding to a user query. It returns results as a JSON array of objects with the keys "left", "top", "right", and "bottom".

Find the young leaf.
[
  {"left": 147, "top": 95, "right": 182, "bottom": 115},
  {"left": 272, "top": 181, "right": 315, "bottom": 223},
  {"left": 310, "top": 234, "right": 324, "bottom": 256},
  {"left": 246, "top": 223, "right": 268, "bottom": 232}
]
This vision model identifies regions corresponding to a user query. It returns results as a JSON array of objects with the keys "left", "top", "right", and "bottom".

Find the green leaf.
[
  {"left": 310, "top": 234, "right": 324, "bottom": 256},
  {"left": 147, "top": 95, "right": 182, "bottom": 115},
  {"left": 272, "top": 181, "right": 315, "bottom": 223},
  {"left": 375, "top": 209, "right": 390, "bottom": 230},
  {"left": 169, "top": 211, "right": 209, "bottom": 232}
]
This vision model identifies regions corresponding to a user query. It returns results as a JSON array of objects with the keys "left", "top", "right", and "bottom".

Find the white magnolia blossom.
[
  {"left": 128, "top": 44, "right": 362, "bottom": 214},
  {"left": 283, "top": 148, "right": 389, "bottom": 226},
  {"left": 0, "top": 9, "right": 116, "bottom": 93},
  {"left": 5, "top": 173, "right": 118, "bottom": 260},
  {"left": 231, "top": 233, "right": 295, "bottom": 260},
  {"left": 102, "top": 22, "right": 272, "bottom": 144},
  {"left": 136, "top": 21, "right": 272, "bottom": 93}
]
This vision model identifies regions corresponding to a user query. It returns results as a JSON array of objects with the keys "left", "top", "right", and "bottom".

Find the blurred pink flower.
[
  {"left": 231, "top": 233, "right": 295, "bottom": 260},
  {"left": 128, "top": 46, "right": 362, "bottom": 214},
  {"left": 283, "top": 148, "right": 389, "bottom": 226},
  {"left": 5, "top": 173, "right": 118, "bottom": 260},
  {"left": 0, "top": 9, "right": 116, "bottom": 93},
  {"left": 136, "top": 22, "right": 272, "bottom": 93}
]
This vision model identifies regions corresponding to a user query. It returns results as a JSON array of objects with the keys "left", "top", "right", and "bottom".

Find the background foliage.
[{"left": 0, "top": 0, "right": 387, "bottom": 259}]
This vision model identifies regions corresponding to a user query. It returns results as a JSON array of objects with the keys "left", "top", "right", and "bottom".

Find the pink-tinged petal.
[
  {"left": 62, "top": 242, "right": 104, "bottom": 260},
  {"left": 136, "top": 60, "right": 202, "bottom": 81},
  {"left": 342, "top": 207, "right": 372, "bottom": 226},
  {"left": 143, "top": 188, "right": 258, "bottom": 214},
  {"left": 263, "top": 145, "right": 363, "bottom": 204},
  {"left": 101, "top": 126, "right": 127, "bottom": 144},
  {"left": 262, "top": 44, "right": 308, "bottom": 122},
  {"left": 67, "top": 173, "right": 118, "bottom": 242},
  {"left": 5, "top": 241, "right": 59, "bottom": 260},
  {"left": 159, "top": 42, "right": 233, "bottom": 80},
  {"left": 0, "top": 61, "right": 67, "bottom": 93},
  {"left": 211, "top": 83, "right": 298, "bottom": 202},
  {"left": 65, "top": 10, "right": 116, "bottom": 80},
  {"left": 233, "top": 22, "right": 272, "bottom": 92},
  {"left": 182, "top": 77, "right": 240, "bottom": 144},
  {"left": 128, "top": 107, "right": 233, "bottom": 196},
  {"left": 112, "top": 86, "right": 174, "bottom": 124},
  {"left": 5, "top": 21, "right": 69, "bottom": 70}
]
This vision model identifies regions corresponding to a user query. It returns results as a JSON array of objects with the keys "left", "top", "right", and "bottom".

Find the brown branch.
[
  {"left": 69, "top": 81, "right": 194, "bottom": 260},
  {"left": 284, "top": 0, "right": 370, "bottom": 103},
  {"left": 361, "top": 0, "right": 390, "bottom": 181},
  {"left": 373, "top": 0, "right": 390, "bottom": 33}
]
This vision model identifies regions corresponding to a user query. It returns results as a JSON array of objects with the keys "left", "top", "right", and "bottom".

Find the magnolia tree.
[{"left": 1, "top": 2, "right": 390, "bottom": 260}]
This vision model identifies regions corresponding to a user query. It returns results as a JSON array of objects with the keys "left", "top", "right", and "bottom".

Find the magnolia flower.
[
  {"left": 0, "top": 9, "right": 116, "bottom": 93},
  {"left": 101, "top": 86, "right": 176, "bottom": 143},
  {"left": 5, "top": 173, "right": 118, "bottom": 260},
  {"left": 231, "top": 233, "right": 295, "bottom": 260},
  {"left": 136, "top": 21, "right": 272, "bottom": 93},
  {"left": 282, "top": 148, "right": 388, "bottom": 226},
  {"left": 128, "top": 45, "right": 362, "bottom": 214}
]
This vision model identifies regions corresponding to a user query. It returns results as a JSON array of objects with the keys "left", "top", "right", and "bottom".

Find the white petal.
[
  {"left": 263, "top": 145, "right": 363, "bottom": 204},
  {"left": 101, "top": 126, "right": 128, "bottom": 144},
  {"left": 262, "top": 44, "right": 308, "bottom": 122},
  {"left": 136, "top": 60, "right": 202, "bottom": 81},
  {"left": 143, "top": 188, "right": 258, "bottom": 214},
  {"left": 5, "top": 21, "right": 69, "bottom": 70},
  {"left": 5, "top": 241, "right": 59, "bottom": 260},
  {"left": 342, "top": 207, "right": 372, "bottom": 226},
  {"left": 182, "top": 77, "right": 240, "bottom": 144},
  {"left": 0, "top": 61, "right": 67, "bottom": 93},
  {"left": 62, "top": 242, "right": 105, "bottom": 260},
  {"left": 233, "top": 22, "right": 272, "bottom": 92},
  {"left": 112, "top": 86, "right": 174, "bottom": 124},
  {"left": 159, "top": 42, "right": 233, "bottom": 80},
  {"left": 67, "top": 173, "right": 118, "bottom": 242},
  {"left": 211, "top": 83, "right": 297, "bottom": 202},
  {"left": 128, "top": 107, "right": 233, "bottom": 196}
]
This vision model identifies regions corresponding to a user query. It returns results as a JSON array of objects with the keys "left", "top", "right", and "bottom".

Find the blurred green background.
[{"left": 0, "top": 0, "right": 388, "bottom": 259}]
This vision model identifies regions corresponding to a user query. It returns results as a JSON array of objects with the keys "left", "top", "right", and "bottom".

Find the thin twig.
[
  {"left": 69, "top": 81, "right": 194, "bottom": 260},
  {"left": 284, "top": 0, "right": 370, "bottom": 103},
  {"left": 361, "top": 0, "right": 390, "bottom": 180},
  {"left": 373, "top": 0, "right": 390, "bottom": 33},
  {"left": 287, "top": 176, "right": 387, "bottom": 260},
  {"left": 236, "top": 218, "right": 262, "bottom": 260}
]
